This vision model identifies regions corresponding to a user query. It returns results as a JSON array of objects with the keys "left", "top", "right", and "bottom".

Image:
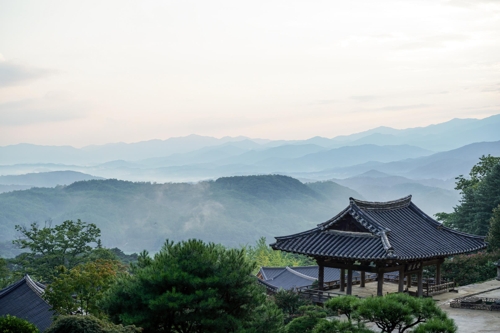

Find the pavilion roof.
[
  {"left": 0, "top": 275, "right": 54, "bottom": 332},
  {"left": 271, "top": 196, "right": 487, "bottom": 262}
]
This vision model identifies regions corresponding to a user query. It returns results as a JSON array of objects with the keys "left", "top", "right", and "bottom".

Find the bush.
[
  {"left": 441, "top": 250, "right": 500, "bottom": 286},
  {"left": 44, "top": 315, "right": 141, "bottom": 333},
  {"left": 0, "top": 315, "right": 39, "bottom": 333}
]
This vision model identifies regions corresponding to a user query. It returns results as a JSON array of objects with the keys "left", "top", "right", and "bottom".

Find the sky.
[{"left": 0, "top": 0, "right": 499, "bottom": 147}]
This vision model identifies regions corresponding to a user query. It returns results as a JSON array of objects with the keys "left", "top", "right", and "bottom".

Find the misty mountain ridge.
[
  {"left": 2, "top": 114, "right": 500, "bottom": 165},
  {"left": 0, "top": 175, "right": 362, "bottom": 254},
  {"left": 0, "top": 171, "right": 103, "bottom": 193}
]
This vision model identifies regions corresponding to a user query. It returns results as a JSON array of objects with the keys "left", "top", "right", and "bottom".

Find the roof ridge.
[
  {"left": 350, "top": 195, "right": 412, "bottom": 210},
  {"left": 285, "top": 267, "right": 317, "bottom": 281},
  {"left": 25, "top": 275, "right": 46, "bottom": 297}
]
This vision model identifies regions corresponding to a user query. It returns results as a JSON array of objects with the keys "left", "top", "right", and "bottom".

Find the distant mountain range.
[
  {"left": 1, "top": 115, "right": 499, "bottom": 252},
  {"left": 1, "top": 114, "right": 499, "bottom": 165}
]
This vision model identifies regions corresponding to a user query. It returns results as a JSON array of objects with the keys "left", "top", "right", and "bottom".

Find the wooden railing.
[
  {"left": 297, "top": 288, "right": 359, "bottom": 303},
  {"left": 425, "top": 281, "right": 455, "bottom": 296}
]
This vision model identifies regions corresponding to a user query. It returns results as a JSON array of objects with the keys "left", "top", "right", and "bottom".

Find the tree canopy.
[
  {"left": 44, "top": 259, "right": 124, "bottom": 318},
  {"left": 101, "top": 239, "right": 280, "bottom": 333},
  {"left": 437, "top": 155, "right": 500, "bottom": 237},
  {"left": 12, "top": 219, "right": 103, "bottom": 283}
]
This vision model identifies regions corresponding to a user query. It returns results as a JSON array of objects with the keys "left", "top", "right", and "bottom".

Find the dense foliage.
[
  {"left": 245, "top": 237, "right": 314, "bottom": 272},
  {"left": 0, "top": 176, "right": 360, "bottom": 253},
  {"left": 440, "top": 250, "right": 500, "bottom": 286},
  {"left": 102, "top": 239, "right": 279, "bottom": 333},
  {"left": 12, "top": 220, "right": 102, "bottom": 283},
  {"left": 487, "top": 204, "right": 500, "bottom": 250},
  {"left": 44, "top": 315, "right": 141, "bottom": 333},
  {"left": 285, "top": 306, "right": 329, "bottom": 333},
  {"left": 0, "top": 315, "right": 39, "bottom": 333},
  {"left": 44, "top": 259, "right": 124, "bottom": 317},
  {"left": 438, "top": 155, "right": 500, "bottom": 237},
  {"left": 355, "top": 293, "right": 449, "bottom": 333}
]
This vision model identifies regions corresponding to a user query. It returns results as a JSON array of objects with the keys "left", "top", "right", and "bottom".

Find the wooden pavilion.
[{"left": 271, "top": 196, "right": 487, "bottom": 297}]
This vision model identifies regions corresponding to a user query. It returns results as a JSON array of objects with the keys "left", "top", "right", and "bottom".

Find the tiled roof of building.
[
  {"left": 257, "top": 266, "right": 360, "bottom": 292},
  {"left": 0, "top": 275, "right": 54, "bottom": 332},
  {"left": 271, "top": 196, "right": 486, "bottom": 261}
]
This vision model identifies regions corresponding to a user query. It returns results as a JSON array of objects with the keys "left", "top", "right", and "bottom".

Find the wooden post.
[
  {"left": 347, "top": 267, "right": 353, "bottom": 295},
  {"left": 340, "top": 268, "right": 345, "bottom": 292},
  {"left": 318, "top": 264, "right": 324, "bottom": 291},
  {"left": 436, "top": 262, "right": 441, "bottom": 285},
  {"left": 417, "top": 265, "right": 423, "bottom": 297},
  {"left": 360, "top": 271, "right": 366, "bottom": 288},
  {"left": 406, "top": 274, "right": 412, "bottom": 289},
  {"left": 398, "top": 266, "right": 405, "bottom": 293},
  {"left": 377, "top": 268, "right": 383, "bottom": 296}
]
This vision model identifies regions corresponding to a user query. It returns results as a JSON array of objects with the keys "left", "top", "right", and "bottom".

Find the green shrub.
[
  {"left": 0, "top": 315, "right": 39, "bottom": 333},
  {"left": 44, "top": 315, "right": 141, "bottom": 333},
  {"left": 412, "top": 317, "right": 457, "bottom": 333},
  {"left": 441, "top": 250, "right": 500, "bottom": 286}
]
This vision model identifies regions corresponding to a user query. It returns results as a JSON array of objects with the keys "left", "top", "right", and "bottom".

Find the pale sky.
[{"left": 0, "top": 0, "right": 499, "bottom": 147}]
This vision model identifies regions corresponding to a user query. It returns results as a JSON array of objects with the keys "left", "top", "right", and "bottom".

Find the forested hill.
[{"left": 0, "top": 175, "right": 360, "bottom": 254}]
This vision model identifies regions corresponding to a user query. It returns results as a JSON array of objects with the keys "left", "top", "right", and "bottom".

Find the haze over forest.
[
  {"left": 1, "top": 1, "right": 500, "bottom": 257},
  {"left": 1, "top": 115, "right": 500, "bottom": 255}
]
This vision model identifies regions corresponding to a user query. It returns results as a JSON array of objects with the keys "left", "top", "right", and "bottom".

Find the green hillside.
[{"left": 0, "top": 175, "right": 361, "bottom": 254}]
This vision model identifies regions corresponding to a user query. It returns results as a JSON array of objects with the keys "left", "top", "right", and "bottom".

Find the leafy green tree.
[
  {"left": 0, "top": 257, "right": 12, "bottom": 288},
  {"left": 412, "top": 317, "right": 457, "bottom": 333},
  {"left": 355, "top": 293, "right": 447, "bottom": 333},
  {"left": 13, "top": 220, "right": 102, "bottom": 283},
  {"left": 454, "top": 155, "right": 500, "bottom": 194},
  {"left": 324, "top": 295, "right": 361, "bottom": 321},
  {"left": 102, "top": 239, "right": 273, "bottom": 333},
  {"left": 44, "top": 259, "right": 123, "bottom": 318},
  {"left": 438, "top": 156, "right": 500, "bottom": 235},
  {"left": 44, "top": 315, "right": 141, "bottom": 333},
  {"left": 245, "top": 237, "right": 313, "bottom": 272},
  {"left": 273, "top": 289, "right": 309, "bottom": 322},
  {"left": 245, "top": 298, "right": 285, "bottom": 333},
  {"left": 0, "top": 314, "right": 39, "bottom": 333},
  {"left": 487, "top": 204, "right": 500, "bottom": 251},
  {"left": 285, "top": 305, "right": 328, "bottom": 333}
]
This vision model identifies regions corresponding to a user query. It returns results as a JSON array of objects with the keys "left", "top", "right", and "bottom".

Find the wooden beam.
[
  {"left": 360, "top": 271, "right": 366, "bottom": 288},
  {"left": 347, "top": 267, "right": 353, "bottom": 295}
]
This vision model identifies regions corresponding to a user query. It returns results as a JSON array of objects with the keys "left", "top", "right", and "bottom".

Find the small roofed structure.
[
  {"left": 257, "top": 266, "right": 361, "bottom": 293},
  {"left": 271, "top": 196, "right": 487, "bottom": 297},
  {"left": 0, "top": 275, "right": 54, "bottom": 332}
]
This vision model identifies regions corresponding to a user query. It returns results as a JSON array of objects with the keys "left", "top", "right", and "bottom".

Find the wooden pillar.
[
  {"left": 436, "top": 262, "right": 441, "bottom": 285},
  {"left": 340, "top": 268, "right": 345, "bottom": 292},
  {"left": 417, "top": 265, "right": 423, "bottom": 297},
  {"left": 406, "top": 274, "right": 412, "bottom": 289},
  {"left": 360, "top": 271, "right": 366, "bottom": 288},
  {"left": 398, "top": 266, "right": 405, "bottom": 293},
  {"left": 318, "top": 264, "right": 324, "bottom": 291},
  {"left": 347, "top": 267, "right": 353, "bottom": 295},
  {"left": 377, "top": 268, "right": 384, "bottom": 296}
]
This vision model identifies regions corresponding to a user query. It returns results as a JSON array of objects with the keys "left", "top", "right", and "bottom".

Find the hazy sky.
[{"left": 0, "top": 0, "right": 499, "bottom": 147}]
